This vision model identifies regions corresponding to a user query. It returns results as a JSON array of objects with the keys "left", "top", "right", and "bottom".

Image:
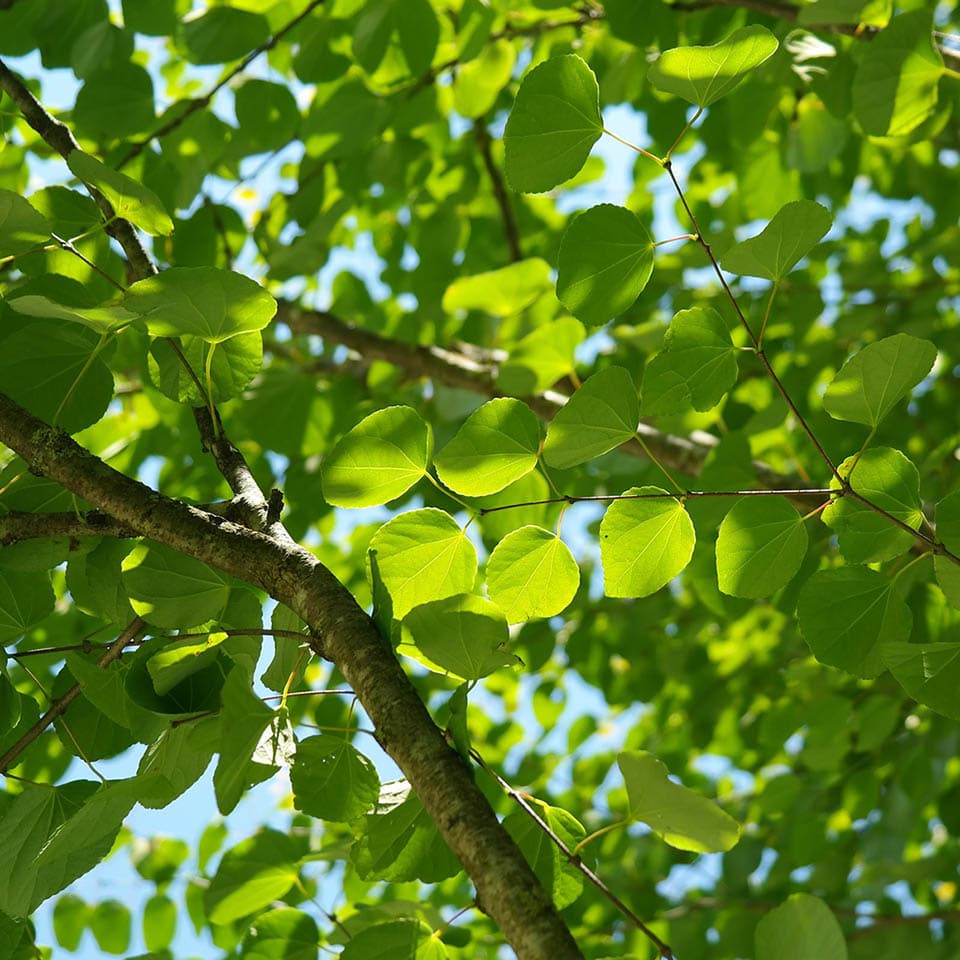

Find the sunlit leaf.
[
  {"left": 486, "top": 526, "right": 580, "bottom": 623},
  {"left": 798, "top": 566, "right": 912, "bottom": 677},
  {"left": 543, "top": 366, "right": 638, "bottom": 469},
  {"left": 755, "top": 893, "right": 847, "bottom": 960},
  {"left": 556, "top": 204, "right": 654, "bottom": 326},
  {"left": 822, "top": 333, "right": 937, "bottom": 427},
  {"left": 504, "top": 54, "right": 602, "bottom": 193},
  {"left": 716, "top": 498, "right": 808, "bottom": 598},
  {"left": 600, "top": 487, "right": 695, "bottom": 598},
  {"left": 720, "top": 200, "right": 832, "bottom": 281},
  {"left": 321, "top": 406, "right": 432, "bottom": 508},
  {"left": 882, "top": 641, "right": 960, "bottom": 719},
  {"left": 290, "top": 735, "right": 380, "bottom": 822},
  {"left": 648, "top": 25, "right": 779, "bottom": 107},
  {"left": 618, "top": 751, "right": 741, "bottom": 852}
]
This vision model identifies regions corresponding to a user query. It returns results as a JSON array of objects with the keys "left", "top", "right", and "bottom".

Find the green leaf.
[
  {"left": 0, "top": 570, "right": 54, "bottom": 643},
  {"left": 600, "top": 488, "right": 695, "bottom": 598},
  {"left": 182, "top": 6, "right": 270, "bottom": 64},
  {"left": 290, "top": 735, "right": 380, "bottom": 822},
  {"left": 73, "top": 62, "right": 154, "bottom": 140},
  {"left": 934, "top": 491, "right": 960, "bottom": 608},
  {"left": 261, "top": 604, "right": 307, "bottom": 693},
  {"left": 148, "top": 331, "right": 262, "bottom": 404},
  {"left": 142, "top": 893, "right": 176, "bottom": 952},
  {"left": 719, "top": 200, "right": 832, "bottom": 281},
  {"left": 648, "top": 25, "right": 779, "bottom": 107},
  {"left": 853, "top": 10, "right": 943, "bottom": 137},
  {"left": 822, "top": 448, "right": 922, "bottom": 563},
  {"left": 716, "top": 498, "right": 808, "bottom": 598},
  {"left": 434, "top": 398, "right": 540, "bottom": 496},
  {"left": 398, "top": 594, "right": 517, "bottom": 680},
  {"left": 0, "top": 324, "right": 114, "bottom": 433},
  {"left": 453, "top": 39, "right": 515, "bottom": 118},
  {"left": 352, "top": 783, "right": 459, "bottom": 884},
  {"left": 755, "top": 893, "right": 847, "bottom": 960},
  {"left": 798, "top": 567, "right": 912, "bottom": 677},
  {"left": 7, "top": 294, "right": 135, "bottom": 334},
  {"left": 542, "top": 366, "right": 638, "bottom": 469},
  {"left": 147, "top": 632, "right": 229, "bottom": 696},
  {"left": 240, "top": 908, "right": 319, "bottom": 960},
  {"left": 0, "top": 190, "right": 50, "bottom": 257},
  {"left": 0, "top": 671, "right": 20, "bottom": 735},
  {"left": 881, "top": 641, "right": 960, "bottom": 720},
  {"left": 367, "top": 509, "right": 478, "bottom": 619},
  {"left": 497, "top": 318, "right": 585, "bottom": 396},
  {"left": 798, "top": 0, "right": 891, "bottom": 27},
  {"left": 123, "top": 267, "right": 277, "bottom": 343},
  {"left": 503, "top": 54, "right": 602, "bottom": 193},
  {"left": 89, "top": 899, "right": 131, "bottom": 954},
  {"left": 121, "top": 542, "right": 232, "bottom": 629},
  {"left": 52, "top": 894, "right": 88, "bottom": 951},
  {"left": 556, "top": 204, "right": 655, "bottom": 326},
  {"left": 441, "top": 258, "right": 551, "bottom": 317},
  {"left": 321, "top": 406, "right": 432, "bottom": 508},
  {"left": 233, "top": 79, "right": 300, "bottom": 155},
  {"left": 617, "top": 751, "right": 741, "bottom": 852},
  {"left": 503, "top": 799, "right": 585, "bottom": 909},
  {"left": 641, "top": 306, "right": 739, "bottom": 415},
  {"left": 486, "top": 526, "right": 580, "bottom": 623},
  {"left": 66, "top": 150, "right": 173, "bottom": 236},
  {"left": 212, "top": 669, "right": 276, "bottom": 815},
  {"left": 822, "top": 333, "right": 937, "bottom": 428},
  {"left": 136, "top": 718, "right": 220, "bottom": 809},
  {"left": 204, "top": 830, "right": 299, "bottom": 925},
  {"left": 341, "top": 919, "right": 446, "bottom": 960}
]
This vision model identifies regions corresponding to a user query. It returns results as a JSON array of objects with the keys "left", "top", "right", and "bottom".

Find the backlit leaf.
[
  {"left": 543, "top": 366, "right": 638, "bottom": 469},
  {"left": 322, "top": 406, "right": 432, "bottom": 508},
  {"left": 720, "top": 200, "right": 832, "bottom": 281},
  {"left": 486, "top": 526, "right": 580, "bottom": 623},
  {"left": 755, "top": 893, "right": 847, "bottom": 960},
  {"left": 881, "top": 641, "right": 960, "bottom": 719},
  {"left": 0, "top": 191, "right": 50, "bottom": 257},
  {"left": 434, "top": 398, "right": 540, "bottom": 496},
  {"left": 503, "top": 54, "right": 602, "bottom": 193},
  {"left": 367, "top": 509, "right": 478, "bottom": 619},
  {"left": 399, "top": 594, "right": 516, "bottom": 680},
  {"left": 822, "top": 448, "right": 922, "bottom": 563},
  {"left": 641, "top": 306, "right": 738, "bottom": 415},
  {"left": 823, "top": 333, "right": 937, "bottom": 427},
  {"left": 716, "top": 498, "right": 808, "bottom": 598},
  {"left": 618, "top": 751, "right": 741, "bottom": 852},
  {"left": 441, "top": 258, "right": 551, "bottom": 317},
  {"left": 648, "top": 25, "right": 779, "bottom": 107},
  {"left": 556, "top": 204, "right": 655, "bottom": 326},
  {"left": 290, "top": 735, "right": 380, "bottom": 823},
  {"left": 798, "top": 566, "right": 912, "bottom": 677},
  {"left": 600, "top": 487, "right": 695, "bottom": 598}
]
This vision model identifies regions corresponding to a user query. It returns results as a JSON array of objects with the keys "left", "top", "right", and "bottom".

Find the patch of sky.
[
  {"left": 691, "top": 754, "right": 755, "bottom": 794},
  {"left": 656, "top": 852, "right": 723, "bottom": 901},
  {"left": 784, "top": 730, "right": 804, "bottom": 755},
  {"left": 749, "top": 847, "right": 778, "bottom": 888}
]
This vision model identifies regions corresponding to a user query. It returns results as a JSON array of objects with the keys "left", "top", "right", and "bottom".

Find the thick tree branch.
[
  {"left": 0, "top": 510, "right": 139, "bottom": 543},
  {"left": 278, "top": 303, "right": 799, "bottom": 488},
  {"left": 0, "top": 59, "right": 156, "bottom": 282},
  {"left": 0, "top": 618, "right": 145, "bottom": 772},
  {"left": 0, "top": 390, "right": 583, "bottom": 960}
]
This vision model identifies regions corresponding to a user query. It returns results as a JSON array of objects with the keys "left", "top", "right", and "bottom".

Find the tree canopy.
[{"left": 0, "top": 1, "right": 959, "bottom": 959}]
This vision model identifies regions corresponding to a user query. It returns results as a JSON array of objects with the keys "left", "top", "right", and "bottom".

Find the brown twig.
[
  {"left": 471, "top": 748, "right": 675, "bottom": 960},
  {"left": 475, "top": 119, "right": 522, "bottom": 262},
  {"left": 0, "top": 618, "right": 145, "bottom": 773}
]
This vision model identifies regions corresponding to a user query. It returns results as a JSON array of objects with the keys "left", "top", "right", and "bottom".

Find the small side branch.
[
  {"left": 0, "top": 618, "right": 145, "bottom": 773},
  {"left": 475, "top": 119, "right": 523, "bottom": 262}
]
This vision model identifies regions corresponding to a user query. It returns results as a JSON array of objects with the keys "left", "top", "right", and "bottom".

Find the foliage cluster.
[{"left": 0, "top": 1, "right": 959, "bottom": 959}]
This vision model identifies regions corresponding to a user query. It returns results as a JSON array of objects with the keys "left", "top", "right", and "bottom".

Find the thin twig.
[
  {"left": 117, "top": 0, "right": 328, "bottom": 169},
  {"left": 471, "top": 748, "right": 676, "bottom": 960},
  {"left": 0, "top": 619, "right": 145, "bottom": 773},
  {"left": 475, "top": 119, "right": 522, "bottom": 262}
]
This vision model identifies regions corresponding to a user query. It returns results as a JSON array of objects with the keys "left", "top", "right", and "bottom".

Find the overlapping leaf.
[{"left": 556, "top": 204, "right": 654, "bottom": 326}]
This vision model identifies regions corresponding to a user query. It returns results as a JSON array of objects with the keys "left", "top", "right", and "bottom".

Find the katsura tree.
[{"left": 1, "top": 1, "right": 959, "bottom": 958}]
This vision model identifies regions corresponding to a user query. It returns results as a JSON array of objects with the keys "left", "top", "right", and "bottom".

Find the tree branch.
[
  {"left": 0, "top": 510, "right": 139, "bottom": 544},
  {"left": 0, "top": 618, "right": 145, "bottom": 773},
  {"left": 0, "top": 59, "right": 157, "bottom": 282},
  {"left": 474, "top": 119, "right": 523, "bottom": 262},
  {"left": 278, "top": 303, "right": 799, "bottom": 489},
  {"left": 117, "top": 0, "right": 328, "bottom": 170},
  {"left": 0, "top": 390, "right": 584, "bottom": 960}
]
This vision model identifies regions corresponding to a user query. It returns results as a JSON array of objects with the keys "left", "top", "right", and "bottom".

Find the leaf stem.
[
  {"left": 757, "top": 281, "right": 779, "bottom": 350},
  {"left": 573, "top": 820, "right": 628, "bottom": 854},
  {"left": 665, "top": 106, "right": 703, "bottom": 160},
  {"left": 602, "top": 127, "right": 662, "bottom": 164}
]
